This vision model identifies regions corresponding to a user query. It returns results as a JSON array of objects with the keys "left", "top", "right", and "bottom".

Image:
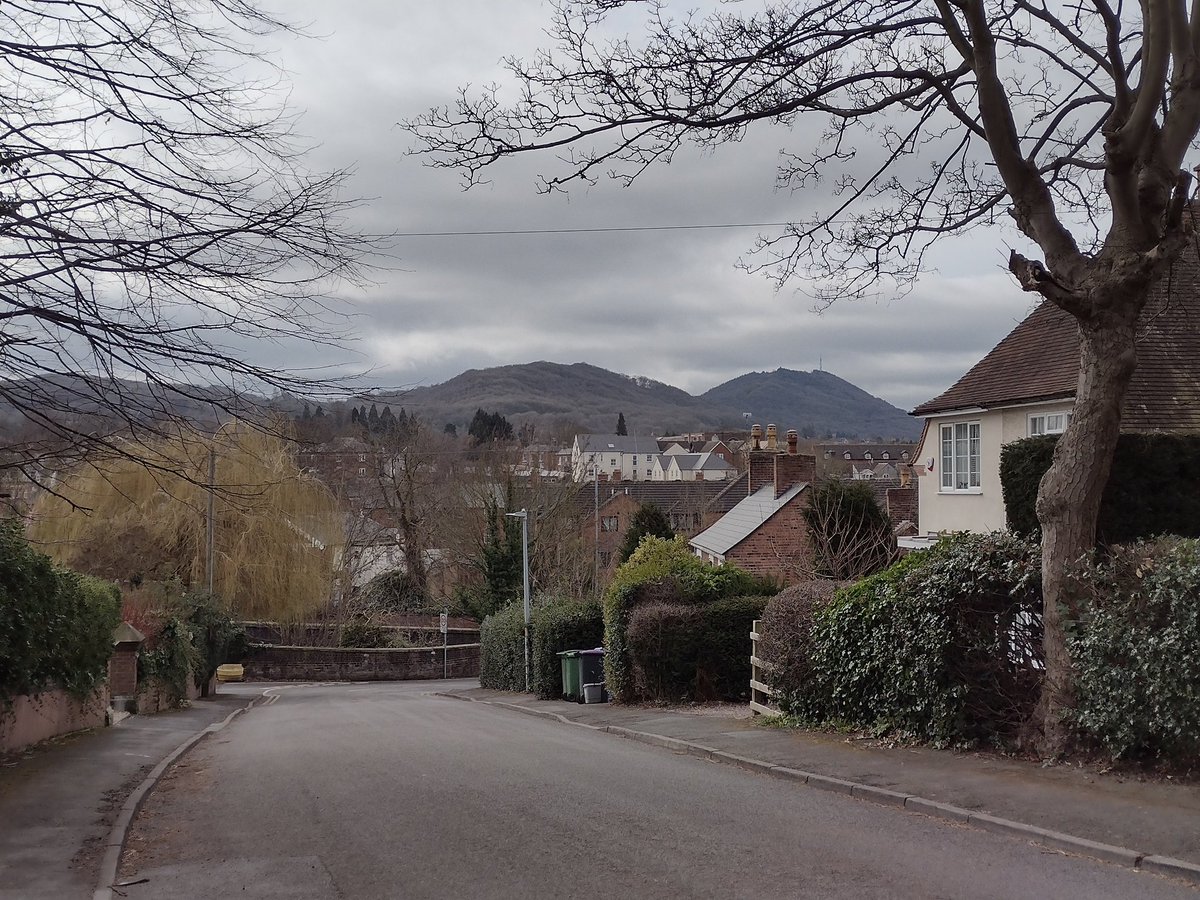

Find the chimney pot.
[
  {"left": 750, "top": 423, "right": 762, "bottom": 450},
  {"left": 786, "top": 429, "right": 798, "bottom": 455},
  {"left": 766, "top": 424, "right": 778, "bottom": 451}
]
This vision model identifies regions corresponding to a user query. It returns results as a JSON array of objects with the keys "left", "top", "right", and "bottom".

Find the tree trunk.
[{"left": 1034, "top": 307, "right": 1140, "bottom": 756}]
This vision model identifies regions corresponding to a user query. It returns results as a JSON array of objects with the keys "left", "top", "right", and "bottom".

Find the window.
[
  {"left": 881, "top": 452, "right": 890, "bottom": 460},
  {"left": 864, "top": 452, "right": 872, "bottom": 461},
  {"left": 358, "top": 467, "right": 366, "bottom": 477},
  {"left": 843, "top": 451, "right": 852, "bottom": 460},
  {"left": 610, "top": 458, "right": 617, "bottom": 467},
  {"left": 1028, "top": 412, "right": 1071, "bottom": 436},
  {"left": 632, "top": 455, "right": 638, "bottom": 464},
  {"left": 940, "top": 422, "right": 981, "bottom": 491},
  {"left": 601, "top": 516, "right": 619, "bottom": 533}
]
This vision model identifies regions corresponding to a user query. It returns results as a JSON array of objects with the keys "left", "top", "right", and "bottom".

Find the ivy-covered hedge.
[
  {"left": 626, "top": 596, "right": 768, "bottom": 702},
  {"left": 531, "top": 599, "right": 604, "bottom": 700},
  {"left": 602, "top": 536, "right": 775, "bottom": 702},
  {"left": 138, "top": 590, "right": 246, "bottom": 704},
  {"left": 777, "top": 533, "right": 1044, "bottom": 746},
  {"left": 0, "top": 520, "right": 121, "bottom": 701},
  {"left": 1001, "top": 434, "right": 1200, "bottom": 541},
  {"left": 1069, "top": 538, "right": 1200, "bottom": 764}
]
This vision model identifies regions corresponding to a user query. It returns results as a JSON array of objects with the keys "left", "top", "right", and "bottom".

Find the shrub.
[
  {"left": 758, "top": 579, "right": 846, "bottom": 702},
  {"left": 340, "top": 618, "right": 390, "bottom": 648},
  {"left": 626, "top": 595, "right": 768, "bottom": 702},
  {"left": 784, "top": 533, "right": 1043, "bottom": 745},
  {"left": 802, "top": 480, "right": 895, "bottom": 580},
  {"left": 479, "top": 601, "right": 525, "bottom": 691},
  {"left": 360, "top": 569, "right": 431, "bottom": 613},
  {"left": 1068, "top": 538, "right": 1200, "bottom": 764},
  {"left": 531, "top": 598, "right": 604, "bottom": 700},
  {"left": 617, "top": 503, "right": 674, "bottom": 565},
  {"left": 603, "top": 536, "right": 773, "bottom": 701},
  {"left": 0, "top": 521, "right": 122, "bottom": 701},
  {"left": 137, "top": 588, "right": 244, "bottom": 703},
  {"left": 1001, "top": 434, "right": 1200, "bottom": 541}
]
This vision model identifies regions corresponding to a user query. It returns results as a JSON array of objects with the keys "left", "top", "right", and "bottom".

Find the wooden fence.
[{"left": 749, "top": 619, "right": 779, "bottom": 716}]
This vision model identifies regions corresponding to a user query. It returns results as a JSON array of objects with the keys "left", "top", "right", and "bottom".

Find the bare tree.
[
  {"left": 407, "top": 1, "right": 1200, "bottom": 754},
  {"left": 1, "top": 0, "right": 372, "bottom": 482}
]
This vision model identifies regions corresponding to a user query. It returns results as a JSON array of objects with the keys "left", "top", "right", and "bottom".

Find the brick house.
[{"left": 688, "top": 425, "right": 816, "bottom": 583}]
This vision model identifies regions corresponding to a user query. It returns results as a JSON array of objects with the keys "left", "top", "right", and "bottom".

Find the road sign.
[{"left": 439, "top": 612, "right": 448, "bottom": 634}]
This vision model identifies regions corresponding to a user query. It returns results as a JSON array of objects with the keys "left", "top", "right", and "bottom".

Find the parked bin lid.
[
  {"left": 578, "top": 647, "right": 605, "bottom": 656},
  {"left": 556, "top": 650, "right": 582, "bottom": 658}
]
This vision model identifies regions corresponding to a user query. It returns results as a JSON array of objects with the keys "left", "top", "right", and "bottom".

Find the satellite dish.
[{"left": 925, "top": 457, "right": 935, "bottom": 471}]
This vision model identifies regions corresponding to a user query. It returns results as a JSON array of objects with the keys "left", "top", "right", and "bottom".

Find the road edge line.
[{"left": 91, "top": 690, "right": 266, "bottom": 900}]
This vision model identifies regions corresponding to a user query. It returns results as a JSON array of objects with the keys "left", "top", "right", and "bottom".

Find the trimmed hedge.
[
  {"left": 479, "top": 601, "right": 525, "bottom": 691},
  {"left": 0, "top": 521, "right": 121, "bottom": 701},
  {"left": 758, "top": 579, "right": 847, "bottom": 703},
  {"left": 626, "top": 596, "right": 768, "bottom": 702},
  {"left": 1001, "top": 434, "right": 1200, "bottom": 541},
  {"left": 780, "top": 533, "right": 1043, "bottom": 745},
  {"left": 531, "top": 598, "right": 604, "bottom": 700},
  {"left": 602, "top": 536, "right": 774, "bottom": 702},
  {"left": 1069, "top": 538, "right": 1200, "bottom": 764}
]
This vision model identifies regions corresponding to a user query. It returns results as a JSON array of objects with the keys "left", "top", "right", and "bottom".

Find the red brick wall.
[
  {"left": 243, "top": 644, "right": 481, "bottom": 681},
  {"left": 748, "top": 452, "right": 776, "bottom": 494},
  {"left": 774, "top": 452, "right": 815, "bottom": 495},
  {"left": 725, "top": 492, "right": 814, "bottom": 585},
  {"left": 886, "top": 485, "right": 919, "bottom": 530},
  {"left": 108, "top": 649, "right": 138, "bottom": 696}
]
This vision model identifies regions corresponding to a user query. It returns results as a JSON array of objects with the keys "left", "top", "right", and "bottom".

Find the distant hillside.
[
  {"left": 380, "top": 362, "right": 918, "bottom": 440},
  {"left": 378, "top": 362, "right": 736, "bottom": 437},
  {"left": 701, "top": 368, "right": 920, "bottom": 440}
]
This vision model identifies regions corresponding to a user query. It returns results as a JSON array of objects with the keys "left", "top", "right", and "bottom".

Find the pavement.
[
  {"left": 0, "top": 685, "right": 263, "bottom": 900},
  {"left": 1, "top": 678, "right": 1198, "bottom": 897},
  {"left": 449, "top": 686, "right": 1200, "bottom": 885}
]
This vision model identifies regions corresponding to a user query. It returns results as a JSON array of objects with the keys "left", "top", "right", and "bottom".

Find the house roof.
[
  {"left": 911, "top": 281, "right": 1200, "bottom": 432},
  {"left": 709, "top": 472, "right": 750, "bottom": 513},
  {"left": 574, "top": 434, "right": 657, "bottom": 454},
  {"left": 573, "top": 479, "right": 732, "bottom": 518},
  {"left": 689, "top": 482, "right": 806, "bottom": 557}
]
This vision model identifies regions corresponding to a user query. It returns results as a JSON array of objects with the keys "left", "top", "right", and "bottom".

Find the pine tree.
[
  {"left": 367, "top": 403, "right": 380, "bottom": 433},
  {"left": 617, "top": 502, "right": 674, "bottom": 564},
  {"left": 616, "top": 412, "right": 627, "bottom": 436}
]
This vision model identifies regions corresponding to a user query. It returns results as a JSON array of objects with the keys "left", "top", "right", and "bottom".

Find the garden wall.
[
  {"left": 242, "top": 643, "right": 481, "bottom": 682},
  {"left": 0, "top": 685, "right": 110, "bottom": 753}
]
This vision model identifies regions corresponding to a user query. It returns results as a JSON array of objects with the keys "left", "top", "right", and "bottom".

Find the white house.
[
  {"left": 570, "top": 434, "right": 659, "bottom": 481},
  {"left": 907, "top": 282, "right": 1200, "bottom": 546}
]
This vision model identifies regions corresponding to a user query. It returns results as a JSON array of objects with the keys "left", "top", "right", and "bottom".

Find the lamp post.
[
  {"left": 206, "top": 420, "right": 238, "bottom": 595},
  {"left": 505, "top": 509, "right": 531, "bottom": 692}
]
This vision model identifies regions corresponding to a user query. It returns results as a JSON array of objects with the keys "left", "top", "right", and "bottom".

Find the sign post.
[{"left": 440, "top": 610, "right": 448, "bottom": 679}]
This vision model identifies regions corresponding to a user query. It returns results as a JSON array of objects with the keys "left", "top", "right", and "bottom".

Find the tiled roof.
[
  {"left": 572, "top": 480, "right": 732, "bottom": 517},
  {"left": 574, "top": 434, "right": 657, "bottom": 454},
  {"left": 689, "top": 483, "right": 807, "bottom": 557},
  {"left": 911, "top": 267, "right": 1200, "bottom": 432}
]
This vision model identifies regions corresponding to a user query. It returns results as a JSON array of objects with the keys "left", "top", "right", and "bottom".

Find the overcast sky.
[{"left": 262, "top": 1, "right": 1041, "bottom": 413}]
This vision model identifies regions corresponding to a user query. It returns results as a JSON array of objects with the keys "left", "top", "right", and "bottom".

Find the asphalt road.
[{"left": 118, "top": 682, "right": 1198, "bottom": 899}]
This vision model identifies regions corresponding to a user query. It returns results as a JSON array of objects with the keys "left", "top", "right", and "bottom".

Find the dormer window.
[
  {"left": 864, "top": 452, "right": 873, "bottom": 461},
  {"left": 881, "top": 452, "right": 890, "bottom": 460},
  {"left": 843, "top": 451, "right": 851, "bottom": 460}
]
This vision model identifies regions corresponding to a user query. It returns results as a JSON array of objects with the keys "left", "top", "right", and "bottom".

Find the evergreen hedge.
[
  {"left": 1001, "top": 434, "right": 1200, "bottom": 541},
  {"left": 626, "top": 595, "right": 769, "bottom": 702},
  {"left": 478, "top": 601, "right": 525, "bottom": 691},
  {"left": 602, "top": 536, "right": 775, "bottom": 702},
  {"left": 0, "top": 521, "right": 121, "bottom": 701},
  {"left": 530, "top": 598, "right": 604, "bottom": 700},
  {"left": 1069, "top": 538, "right": 1200, "bottom": 764},
  {"left": 779, "top": 533, "right": 1044, "bottom": 745}
]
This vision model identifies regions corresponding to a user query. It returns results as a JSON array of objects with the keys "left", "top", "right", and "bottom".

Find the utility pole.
[
  {"left": 505, "top": 509, "right": 531, "bottom": 692},
  {"left": 206, "top": 447, "right": 216, "bottom": 594}
]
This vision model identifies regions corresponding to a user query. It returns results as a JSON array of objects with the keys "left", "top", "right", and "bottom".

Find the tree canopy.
[{"left": 1, "top": 0, "right": 372, "bottom": 481}]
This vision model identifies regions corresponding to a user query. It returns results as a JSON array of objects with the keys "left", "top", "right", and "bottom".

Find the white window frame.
[
  {"left": 939, "top": 421, "right": 982, "bottom": 493},
  {"left": 1028, "top": 411, "right": 1071, "bottom": 437}
]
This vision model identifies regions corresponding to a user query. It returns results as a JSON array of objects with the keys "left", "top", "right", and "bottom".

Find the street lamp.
[
  {"left": 206, "top": 420, "right": 239, "bottom": 595},
  {"left": 505, "top": 508, "right": 531, "bottom": 692}
]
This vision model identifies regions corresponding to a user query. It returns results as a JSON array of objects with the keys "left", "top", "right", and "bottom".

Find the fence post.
[{"left": 749, "top": 619, "right": 779, "bottom": 716}]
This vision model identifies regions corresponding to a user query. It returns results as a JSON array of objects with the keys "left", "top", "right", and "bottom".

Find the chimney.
[
  {"left": 766, "top": 424, "right": 778, "bottom": 451},
  {"left": 774, "top": 429, "right": 816, "bottom": 497},
  {"left": 748, "top": 437, "right": 775, "bottom": 496},
  {"left": 750, "top": 423, "right": 762, "bottom": 451}
]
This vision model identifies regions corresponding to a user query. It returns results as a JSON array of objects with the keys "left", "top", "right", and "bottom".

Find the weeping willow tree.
[{"left": 29, "top": 427, "right": 343, "bottom": 621}]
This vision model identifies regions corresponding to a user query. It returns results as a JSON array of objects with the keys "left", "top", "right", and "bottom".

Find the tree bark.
[{"left": 1034, "top": 303, "right": 1141, "bottom": 755}]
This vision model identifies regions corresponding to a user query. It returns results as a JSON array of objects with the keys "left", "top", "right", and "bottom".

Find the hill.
[
  {"left": 381, "top": 362, "right": 919, "bottom": 440},
  {"left": 701, "top": 368, "right": 920, "bottom": 440}
]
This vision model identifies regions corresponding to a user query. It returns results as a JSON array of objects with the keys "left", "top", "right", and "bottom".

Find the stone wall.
[
  {"left": 0, "top": 686, "right": 109, "bottom": 753},
  {"left": 242, "top": 643, "right": 481, "bottom": 682}
]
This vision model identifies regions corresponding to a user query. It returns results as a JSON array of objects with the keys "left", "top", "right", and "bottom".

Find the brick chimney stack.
[
  {"left": 773, "top": 428, "right": 815, "bottom": 497},
  {"left": 748, "top": 423, "right": 774, "bottom": 495}
]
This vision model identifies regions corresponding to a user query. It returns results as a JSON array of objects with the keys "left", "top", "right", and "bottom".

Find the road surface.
[{"left": 117, "top": 681, "right": 1198, "bottom": 899}]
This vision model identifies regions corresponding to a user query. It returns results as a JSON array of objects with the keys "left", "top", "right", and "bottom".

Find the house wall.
[
  {"left": 724, "top": 494, "right": 813, "bottom": 585},
  {"left": 917, "top": 401, "right": 1075, "bottom": 535},
  {"left": 0, "top": 686, "right": 110, "bottom": 753}
]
